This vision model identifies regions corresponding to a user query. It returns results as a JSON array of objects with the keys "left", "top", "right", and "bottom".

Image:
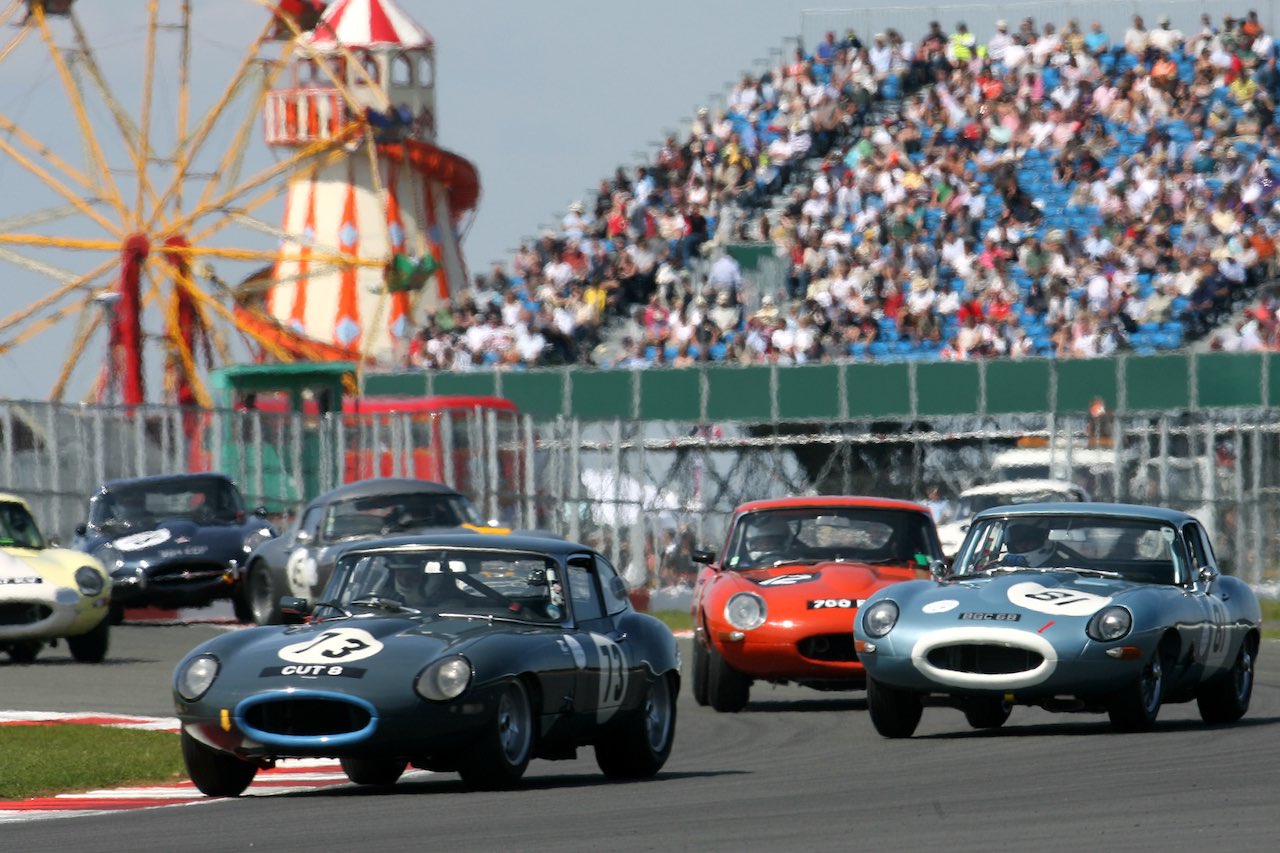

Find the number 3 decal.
[{"left": 590, "top": 633, "right": 629, "bottom": 724}]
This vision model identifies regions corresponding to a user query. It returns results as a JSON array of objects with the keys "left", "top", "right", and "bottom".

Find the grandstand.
[{"left": 405, "top": 9, "right": 1280, "bottom": 371}]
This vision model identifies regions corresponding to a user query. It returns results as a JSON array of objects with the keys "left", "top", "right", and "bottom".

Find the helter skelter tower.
[{"left": 260, "top": 0, "right": 479, "bottom": 361}]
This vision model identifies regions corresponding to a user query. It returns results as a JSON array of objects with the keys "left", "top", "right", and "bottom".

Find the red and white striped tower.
[{"left": 263, "top": 0, "right": 479, "bottom": 360}]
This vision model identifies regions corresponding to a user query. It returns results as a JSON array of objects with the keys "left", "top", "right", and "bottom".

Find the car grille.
[
  {"left": 927, "top": 644, "right": 1044, "bottom": 675},
  {"left": 148, "top": 563, "right": 226, "bottom": 585},
  {"left": 0, "top": 602, "right": 51, "bottom": 627},
  {"left": 242, "top": 697, "right": 372, "bottom": 737},
  {"left": 797, "top": 633, "right": 858, "bottom": 662}
]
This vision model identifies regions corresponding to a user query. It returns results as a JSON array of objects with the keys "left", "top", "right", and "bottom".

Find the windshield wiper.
[
  {"left": 433, "top": 611, "right": 533, "bottom": 626},
  {"left": 349, "top": 596, "right": 421, "bottom": 614},
  {"left": 1052, "top": 566, "right": 1124, "bottom": 579}
]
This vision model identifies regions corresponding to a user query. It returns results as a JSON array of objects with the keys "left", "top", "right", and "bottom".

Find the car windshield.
[
  {"left": 321, "top": 493, "right": 483, "bottom": 541},
  {"left": 954, "top": 515, "right": 1186, "bottom": 584},
  {"left": 725, "top": 507, "right": 939, "bottom": 570},
  {"left": 92, "top": 478, "right": 245, "bottom": 530},
  {"left": 322, "top": 546, "right": 562, "bottom": 624},
  {"left": 0, "top": 502, "right": 46, "bottom": 549}
]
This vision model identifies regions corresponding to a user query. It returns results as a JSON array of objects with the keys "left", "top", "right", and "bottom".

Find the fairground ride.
[{"left": 0, "top": 0, "right": 479, "bottom": 408}]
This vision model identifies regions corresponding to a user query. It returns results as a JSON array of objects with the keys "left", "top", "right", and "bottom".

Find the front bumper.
[
  {"left": 713, "top": 622, "right": 865, "bottom": 681},
  {"left": 112, "top": 560, "right": 238, "bottom": 607},
  {"left": 0, "top": 585, "right": 108, "bottom": 641},
  {"left": 858, "top": 625, "right": 1158, "bottom": 698}
]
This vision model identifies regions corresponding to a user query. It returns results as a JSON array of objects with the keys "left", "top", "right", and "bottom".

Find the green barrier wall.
[{"left": 363, "top": 352, "right": 1278, "bottom": 422}]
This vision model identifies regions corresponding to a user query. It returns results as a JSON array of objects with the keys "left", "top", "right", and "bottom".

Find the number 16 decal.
[{"left": 590, "top": 633, "right": 629, "bottom": 724}]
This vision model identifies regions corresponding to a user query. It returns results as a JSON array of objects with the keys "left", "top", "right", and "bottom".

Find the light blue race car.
[{"left": 854, "top": 503, "right": 1261, "bottom": 737}]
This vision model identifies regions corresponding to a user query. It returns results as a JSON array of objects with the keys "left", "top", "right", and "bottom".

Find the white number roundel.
[
  {"left": 278, "top": 628, "right": 383, "bottom": 664},
  {"left": 1007, "top": 582, "right": 1112, "bottom": 617},
  {"left": 114, "top": 529, "right": 171, "bottom": 551}
]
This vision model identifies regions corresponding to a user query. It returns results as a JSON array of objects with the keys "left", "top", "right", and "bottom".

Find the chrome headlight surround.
[
  {"left": 862, "top": 600, "right": 900, "bottom": 638},
  {"left": 415, "top": 655, "right": 473, "bottom": 702},
  {"left": 74, "top": 566, "right": 105, "bottom": 596},
  {"left": 724, "top": 592, "right": 767, "bottom": 631},
  {"left": 176, "top": 654, "right": 220, "bottom": 702},
  {"left": 1087, "top": 605, "right": 1133, "bottom": 642},
  {"left": 242, "top": 527, "right": 274, "bottom": 554}
]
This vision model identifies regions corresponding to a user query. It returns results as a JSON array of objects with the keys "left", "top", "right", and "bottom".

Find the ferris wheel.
[{"left": 0, "top": 0, "right": 476, "bottom": 408}]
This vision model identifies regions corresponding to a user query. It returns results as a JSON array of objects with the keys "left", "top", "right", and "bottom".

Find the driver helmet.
[
  {"left": 390, "top": 566, "right": 426, "bottom": 602},
  {"left": 747, "top": 515, "right": 791, "bottom": 559},
  {"left": 1005, "top": 522, "right": 1052, "bottom": 562}
]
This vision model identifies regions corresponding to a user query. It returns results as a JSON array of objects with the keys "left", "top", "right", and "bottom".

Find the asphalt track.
[{"left": 3, "top": 626, "right": 1279, "bottom": 852}]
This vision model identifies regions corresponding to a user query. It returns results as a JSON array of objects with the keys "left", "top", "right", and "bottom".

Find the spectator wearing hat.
[
  {"left": 987, "top": 19, "right": 1013, "bottom": 65},
  {"left": 1149, "top": 15, "right": 1183, "bottom": 54}
]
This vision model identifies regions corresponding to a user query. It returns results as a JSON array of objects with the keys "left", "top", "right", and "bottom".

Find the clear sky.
[{"left": 0, "top": 1, "right": 858, "bottom": 402}]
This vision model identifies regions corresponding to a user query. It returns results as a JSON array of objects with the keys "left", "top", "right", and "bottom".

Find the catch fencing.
[{"left": 3, "top": 398, "right": 1279, "bottom": 591}]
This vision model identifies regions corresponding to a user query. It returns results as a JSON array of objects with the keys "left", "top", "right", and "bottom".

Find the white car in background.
[{"left": 936, "top": 479, "right": 1089, "bottom": 558}]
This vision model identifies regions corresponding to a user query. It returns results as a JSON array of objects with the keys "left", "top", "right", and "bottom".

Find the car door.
[
  {"left": 562, "top": 553, "right": 631, "bottom": 729},
  {"left": 1181, "top": 521, "right": 1231, "bottom": 677},
  {"left": 283, "top": 505, "right": 325, "bottom": 598}
]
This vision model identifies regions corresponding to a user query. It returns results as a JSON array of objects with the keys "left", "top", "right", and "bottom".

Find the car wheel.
[
  {"left": 690, "top": 634, "right": 709, "bottom": 706},
  {"left": 181, "top": 730, "right": 258, "bottom": 797},
  {"left": 6, "top": 641, "right": 41, "bottom": 664},
  {"left": 707, "top": 642, "right": 750, "bottom": 713},
  {"left": 248, "top": 563, "right": 281, "bottom": 626},
  {"left": 962, "top": 695, "right": 1012, "bottom": 729},
  {"left": 594, "top": 671, "right": 677, "bottom": 779},
  {"left": 67, "top": 616, "right": 110, "bottom": 663},
  {"left": 866, "top": 676, "right": 922, "bottom": 738},
  {"left": 1108, "top": 647, "right": 1165, "bottom": 732},
  {"left": 457, "top": 679, "right": 534, "bottom": 790},
  {"left": 107, "top": 603, "right": 126, "bottom": 625},
  {"left": 231, "top": 589, "right": 253, "bottom": 624},
  {"left": 340, "top": 756, "right": 407, "bottom": 786},
  {"left": 1196, "top": 637, "right": 1256, "bottom": 725}
]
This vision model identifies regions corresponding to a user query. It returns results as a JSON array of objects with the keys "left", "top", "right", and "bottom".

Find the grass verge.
[
  {"left": 0, "top": 726, "right": 184, "bottom": 800},
  {"left": 1262, "top": 598, "right": 1280, "bottom": 641},
  {"left": 648, "top": 610, "right": 693, "bottom": 633}
]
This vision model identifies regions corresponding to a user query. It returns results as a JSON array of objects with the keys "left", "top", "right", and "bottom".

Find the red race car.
[{"left": 689, "top": 496, "right": 945, "bottom": 712}]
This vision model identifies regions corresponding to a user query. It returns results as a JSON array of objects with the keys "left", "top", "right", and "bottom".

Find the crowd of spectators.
[{"left": 405, "top": 9, "right": 1280, "bottom": 371}]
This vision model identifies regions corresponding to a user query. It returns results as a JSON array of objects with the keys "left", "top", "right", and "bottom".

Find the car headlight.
[
  {"left": 415, "top": 655, "right": 472, "bottom": 701},
  {"left": 724, "top": 592, "right": 767, "bottom": 631},
  {"left": 243, "top": 528, "right": 274, "bottom": 554},
  {"left": 1087, "top": 605, "right": 1133, "bottom": 642},
  {"left": 862, "top": 600, "right": 900, "bottom": 638},
  {"left": 176, "top": 654, "right": 220, "bottom": 702},
  {"left": 74, "top": 566, "right": 105, "bottom": 596}
]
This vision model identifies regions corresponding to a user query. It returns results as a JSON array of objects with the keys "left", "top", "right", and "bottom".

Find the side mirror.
[
  {"left": 692, "top": 549, "right": 716, "bottom": 566},
  {"left": 929, "top": 559, "right": 951, "bottom": 581},
  {"left": 294, "top": 529, "right": 312, "bottom": 546},
  {"left": 74, "top": 523, "right": 87, "bottom": 536},
  {"left": 254, "top": 506, "right": 269, "bottom": 519},
  {"left": 48, "top": 536, "right": 61, "bottom": 548},
  {"left": 279, "top": 596, "right": 311, "bottom": 616},
  {"left": 1198, "top": 565, "right": 1220, "bottom": 586}
]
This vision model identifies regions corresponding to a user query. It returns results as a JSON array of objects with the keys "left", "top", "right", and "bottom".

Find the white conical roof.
[{"left": 300, "top": 0, "right": 433, "bottom": 51}]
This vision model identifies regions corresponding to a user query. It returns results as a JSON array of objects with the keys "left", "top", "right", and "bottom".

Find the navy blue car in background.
[{"left": 73, "top": 473, "right": 276, "bottom": 622}]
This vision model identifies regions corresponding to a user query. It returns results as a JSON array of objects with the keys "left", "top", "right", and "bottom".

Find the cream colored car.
[{"left": 1, "top": 493, "right": 111, "bottom": 663}]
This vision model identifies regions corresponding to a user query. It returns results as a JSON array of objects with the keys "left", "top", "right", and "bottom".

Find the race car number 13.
[{"left": 278, "top": 628, "right": 384, "bottom": 664}]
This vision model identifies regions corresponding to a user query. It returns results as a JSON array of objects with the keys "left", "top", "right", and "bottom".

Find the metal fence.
[
  {"left": 800, "top": 1, "right": 1280, "bottom": 52},
  {"left": 3, "top": 398, "right": 1278, "bottom": 590}
]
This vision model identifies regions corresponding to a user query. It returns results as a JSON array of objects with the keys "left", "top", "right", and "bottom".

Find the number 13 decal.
[{"left": 590, "top": 633, "right": 629, "bottom": 723}]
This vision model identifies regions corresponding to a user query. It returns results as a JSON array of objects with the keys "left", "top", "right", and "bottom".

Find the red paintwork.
[{"left": 691, "top": 496, "right": 939, "bottom": 685}]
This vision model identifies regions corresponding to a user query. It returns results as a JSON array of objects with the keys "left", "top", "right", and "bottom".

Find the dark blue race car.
[
  {"left": 74, "top": 473, "right": 276, "bottom": 622},
  {"left": 174, "top": 531, "right": 680, "bottom": 796}
]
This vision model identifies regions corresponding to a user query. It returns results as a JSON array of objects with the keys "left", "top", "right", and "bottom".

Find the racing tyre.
[
  {"left": 690, "top": 635, "right": 709, "bottom": 706},
  {"left": 247, "top": 563, "right": 281, "bottom": 626},
  {"left": 594, "top": 672, "right": 677, "bottom": 779},
  {"left": 181, "top": 730, "right": 258, "bottom": 797},
  {"left": 1108, "top": 648, "right": 1165, "bottom": 732},
  {"left": 707, "top": 642, "right": 750, "bottom": 713},
  {"left": 67, "top": 616, "right": 110, "bottom": 663},
  {"left": 340, "top": 757, "right": 407, "bottom": 786},
  {"left": 1196, "top": 638, "right": 1256, "bottom": 725},
  {"left": 866, "top": 676, "right": 922, "bottom": 738},
  {"left": 6, "top": 641, "right": 40, "bottom": 664},
  {"left": 107, "top": 603, "right": 126, "bottom": 625},
  {"left": 458, "top": 680, "right": 534, "bottom": 790},
  {"left": 962, "top": 695, "right": 1012, "bottom": 729}
]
